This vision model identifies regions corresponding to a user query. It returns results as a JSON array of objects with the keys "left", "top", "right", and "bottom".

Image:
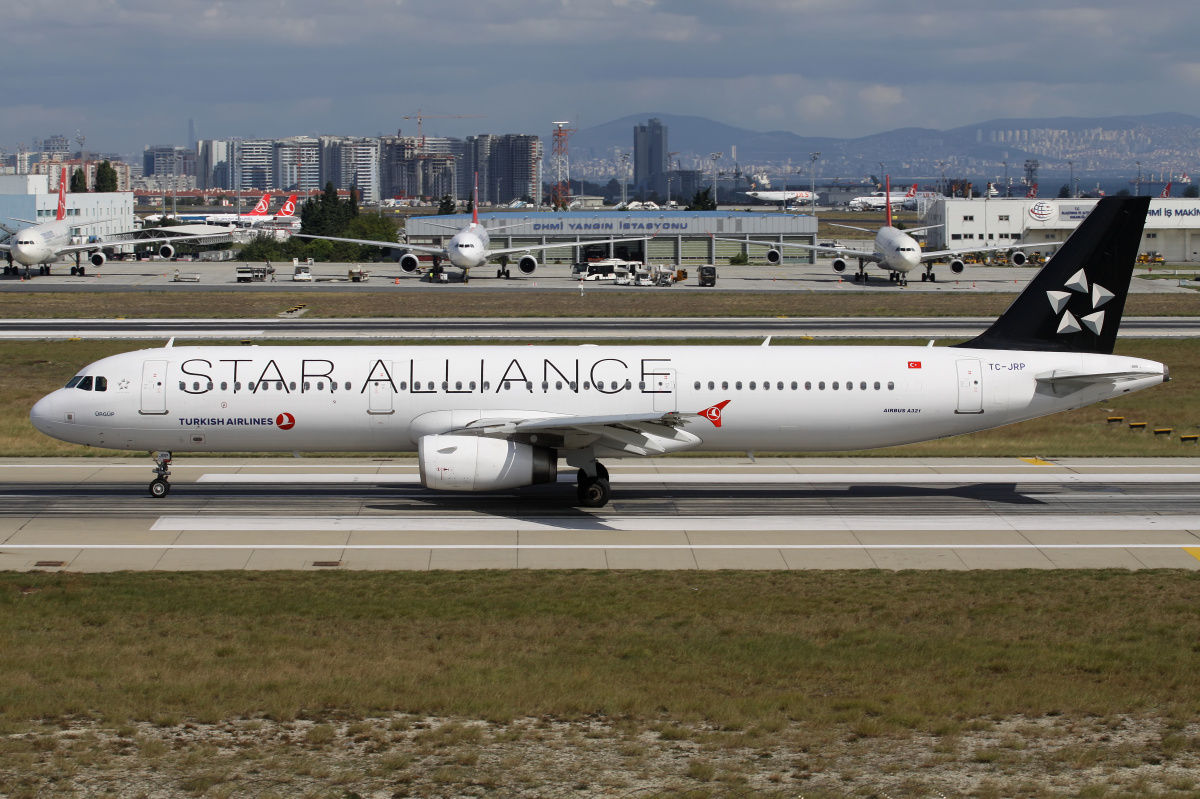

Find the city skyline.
[{"left": 1, "top": 1, "right": 1197, "bottom": 157}]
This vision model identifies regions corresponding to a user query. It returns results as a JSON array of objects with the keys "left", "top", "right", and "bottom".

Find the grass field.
[
  {"left": 1, "top": 338, "right": 1194, "bottom": 458},
  {"left": 0, "top": 289, "right": 1196, "bottom": 319},
  {"left": 2, "top": 571, "right": 1200, "bottom": 796}
]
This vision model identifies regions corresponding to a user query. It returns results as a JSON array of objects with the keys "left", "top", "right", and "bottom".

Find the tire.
[
  {"left": 149, "top": 478, "right": 170, "bottom": 498},
  {"left": 497, "top": 269, "right": 503, "bottom": 278},
  {"left": 577, "top": 477, "right": 610, "bottom": 508},
  {"left": 930, "top": 273, "right": 937, "bottom": 282},
  {"left": 595, "top": 462, "right": 609, "bottom": 481},
  {"left": 920, "top": 272, "right": 928, "bottom": 282}
]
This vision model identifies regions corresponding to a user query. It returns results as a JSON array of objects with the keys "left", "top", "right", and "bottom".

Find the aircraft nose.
[{"left": 30, "top": 394, "right": 54, "bottom": 434}]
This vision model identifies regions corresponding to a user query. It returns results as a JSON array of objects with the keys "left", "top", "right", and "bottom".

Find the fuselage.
[
  {"left": 31, "top": 344, "right": 1165, "bottom": 455},
  {"left": 872, "top": 226, "right": 923, "bottom": 274},
  {"left": 445, "top": 222, "right": 492, "bottom": 269},
  {"left": 745, "top": 191, "right": 813, "bottom": 203},
  {"left": 10, "top": 220, "right": 74, "bottom": 266}
]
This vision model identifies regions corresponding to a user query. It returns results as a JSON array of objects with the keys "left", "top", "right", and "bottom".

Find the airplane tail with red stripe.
[
  {"left": 247, "top": 194, "right": 272, "bottom": 216},
  {"left": 472, "top": 172, "right": 479, "bottom": 225},
  {"left": 278, "top": 194, "right": 298, "bottom": 217},
  {"left": 56, "top": 166, "right": 67, "bottom": 221},
  {"left": 905, "top": 183, "right": 917, "bottom": 198},
  {"left": 885, "top": 175, "right": 893, "bottom": 228},
  {"left": 1160, "top": 182, "right": 1173, "bottom": 199},
  {"left": 1026, "top": 183, "right": 1039, "bottom": 198}
]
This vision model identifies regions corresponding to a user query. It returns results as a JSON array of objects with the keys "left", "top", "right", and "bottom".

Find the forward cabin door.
[
  {"left": 140, "top": 360, "right": 168, "bottom": 415},
  {"left": 367, "top": 361, "right": 395, "bottom": 427},
  {"left": 652, "top": 369, "right": 677, "bottom": 412},
  {"left": 955, "top": 359, "right": 983, "bottom": 414}
]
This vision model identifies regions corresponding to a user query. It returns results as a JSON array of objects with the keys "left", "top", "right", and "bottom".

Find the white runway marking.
[
  {"left": 148, "top": 514, "right": 1200, "bottom": 533},
  {"left": 195, "top": 472, "right": 1200, "bottom": 485},
  {"left": 1, "top": 544, "right": 1198, "bottom": 550}
]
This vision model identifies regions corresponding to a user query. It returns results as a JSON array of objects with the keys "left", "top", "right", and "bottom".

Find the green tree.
[
  {"left": 1057, "top": 184, "right": 1071, "bottom": 198},
  {"left": 466, "top": 196, "right": 475, "bottom": 214},
  {"left": 344, "top": 215, "right": 400, "bottom": 261},
  {"left": 69, "top": 168, "right": 87, "bottom": 193},
  {"left": 1184, "top": 185, "right": 1199, "bottom": 198},
  {"left": 688, "top": 187, "right": 716, "bottom": 211},
  {"left": 437, "top": 194, "right": 456, "bottom": 215},
  {"left": 94, "top": 161, "right": 118, "bottom": 193}
]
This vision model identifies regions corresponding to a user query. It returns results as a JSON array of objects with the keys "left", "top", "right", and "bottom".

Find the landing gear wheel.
[
  {"left": 149, "top": 478, "right": 170, "bottom": 498},
  {"left": 78, "top": 266, "right": 86, "bottom": 276},
  {"left": 852, "top": 273, "right": 861, "bottom": 282},
  {"left": 929, "top": 272, "right": 937, "bottom": 282},
  {"left": 920, "top": 272, "right": 928, "bottom": 282},
  {"left": 497, "top": 268, "right": 504, "bottom": 278},
  {"left": 504, "top": 268, "right": 511, "bottom": 279},
  {"left": 595, "top": 462, "right": 609, "bottom": 481},
  {"left": 577, "top": 477, "right": 611, "bottom": 508},
  {"left": 70, "top": 265, "right": 78, "bottom": 276}
]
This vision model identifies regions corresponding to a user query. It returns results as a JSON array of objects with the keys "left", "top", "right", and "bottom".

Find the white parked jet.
[
  {"left": 0, "top": 167, "right": 225, "bottom": 276},
  {"left": 721, "top": 177, "right": 1057, "bottom": 284},
  {"left": 847, "top": 183, "right": 917, "bottom": 211},
  {"left": 743, "top": 189, "right": 815, "bottom": 205},
  {"left": 296, "top": 176, "right": 650, "bottom": 282},
  {"left": 32, "top": 197, "right": 1164, "bottom": 508}
]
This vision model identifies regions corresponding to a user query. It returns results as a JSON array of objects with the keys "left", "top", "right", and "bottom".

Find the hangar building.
[
  {"left": 405, "top": 211, "right": 817, "bottom": 266},
  {"left": 0, "top": 175, "right": 135, "bottom": 243},
  {"left": 925, "top": 197, "right": 1200, "bottom": 262}
]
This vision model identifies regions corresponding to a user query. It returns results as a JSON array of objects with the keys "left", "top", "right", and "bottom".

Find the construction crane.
[{"left": 401, "top": 111, "right": 486, "bottom": 152}]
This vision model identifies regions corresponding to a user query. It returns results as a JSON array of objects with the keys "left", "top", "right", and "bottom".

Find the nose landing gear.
[{"left": 149, "top": 451, "right": 172, "bottom": 497}]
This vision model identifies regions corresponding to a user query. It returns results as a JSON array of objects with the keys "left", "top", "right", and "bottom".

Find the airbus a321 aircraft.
[
  {"left": 296, "top": 177, "right": 650, "bottom": 282},
  {"left": 32, "top": 197, "right": 1163, "bottom": 508},
  {"left": 721, "top": 177, "right": 1057, "bottom": 285},
  {"left": 743, "top": 188, "right": 815, "bottom": 206},
  {"left": 0, "top": 167, "right": 221, "bottom": 276}
]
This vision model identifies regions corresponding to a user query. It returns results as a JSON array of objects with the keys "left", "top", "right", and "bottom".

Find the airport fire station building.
[
  {"left": 406, "top": 211, "right": 818, "bottom": 266},
  {"left": 925, "top": 197, "right": 1200, "bottom": 262}
]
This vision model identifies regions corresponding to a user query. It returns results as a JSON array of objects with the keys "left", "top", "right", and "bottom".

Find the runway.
[
  {"left": 3, "top": 457, "right": 1199, "bottom": 571},
  {"left": 1, "top": 316, "right": 1198, "bottom": 340}
]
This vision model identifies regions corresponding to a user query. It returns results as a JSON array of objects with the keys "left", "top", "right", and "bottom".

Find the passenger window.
[
  {"left": 541, "top": 381, "right": 549, "bottom": 391},
  {"left": 65, "top": 376, "right": 82, "bottom": 388},
  {"left": 526, "top": 382, "right": 533, "bottom": 391},
  {"left": 345, "top": 382, "right": 351, "bottom": 391},
  {"left": 303, "top": 382, "right": 310, "bottom": 391},
  {"left": 235, "top": 381, "right": 242, "bottom": 391},
  {"left": 178, "top": 381, "right": 184, "bottom": 390},
  {"left": 583, "top": 382, "right": 591, "bottom": 390},
  {"left": 261, "top": 382, "right": 269, "bottom": 391},
  {"left": 804, "top": 381, "right": 811, "bottom": 390},
  {"left": 441, "top": 382, "right": 448, "bottom": 391},
  {"left": 833, "top": 382, "right": 839, "bottom": 390},
  {"left": 556, "top": 381, "right": 563, "bottom": 390},
  {"left": 749, "top": 381, "right": 756, "bottom": 390},
  {"left": 504, "top": 381, "right": 511, "bottom": 390},
  {"left": 623, "top": 380, "right": 631, "bottom": 390},
  {"left": 735, "top": 381, "right": 742, "bottom": 390},
  {"left": 288, "top": 382, "right": 295, "bottom": 391},
  {"left": 482, "top": 382, "right": 490, "bottom": 391},
  {"left": 221, "top": 382, "right": 228, "bottom": 391},
  {"left": 79, "top": 376, "right": 94, "bottom": 391},
  {"left": 426, "top": 382, "right": 433, "bottom": 391},
  {"left": 888, "top": 381, "right": 895, "bottom": 390},
  {"left": 860, "top": 382, "right": 867, "bottom": 390},
  {"left": 874, "top": 382, "right": 880, "bottom": 390},
  {"left": 708, "top": 381, "right": 715, "bottom": 390},
  {"left": 470, "top": 382, "right": 477, "bottom": 390},
  {"left": 95, "top": 377, "right": 108, "bottom": 392},
  {"left": 569, "top": 381, "right": 577, "bottom": 391},
  {"left": 316, "top": 382, "right": 324, "bottom": 391},
  {"left": 694, "top": 381, "right": 700, "bottom": 390},
  {"left": 818, "top": 382, "right": 825, "bottom": 390},
  {"left": 778, "top": 382, "right": 784, "bottom": 391},
  {"left": 845, "top": 381, "right": 852, "bottom": 391},
  {"left": 456, "top": 381, "right": 463, "bottom": 391}
]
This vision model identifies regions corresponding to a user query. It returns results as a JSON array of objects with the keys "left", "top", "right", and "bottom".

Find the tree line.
[{"left": 238, "top": 182, "right": 399, "bottom": 263}]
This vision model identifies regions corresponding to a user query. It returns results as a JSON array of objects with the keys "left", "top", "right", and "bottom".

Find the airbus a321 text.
[{"left": 32, "top": 197, "right": 1164, "bottom": 507}]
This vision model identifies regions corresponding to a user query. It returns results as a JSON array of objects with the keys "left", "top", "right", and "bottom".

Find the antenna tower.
[{"left": 550, "top": 121, "right": 575, "bottom": 209}]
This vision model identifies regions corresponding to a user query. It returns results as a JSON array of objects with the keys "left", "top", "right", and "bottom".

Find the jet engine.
[
  {"left": 765, "top": 249, "right": 781, "bottom": 265},
  {"left": 831, "top": 258, "right": 848, "bottom": 274},
  {"left": 1010, "top": 251, "right": 1027, "bottom": 266},
  {"left": 518, "top": 255, "right": 538, "bottom": 275},
  {"left": 158, "top": 244, "right": 174, "bottom": 260},
  {"left": 418, "top": 435, "right": 557, "bottom": 492},
  {"left": 89, "top": 251, "right": 106, "bottom": 268},
  {"left": 949, "top": 259, "right": 965, "bottom": 274},
  {"left": 398, "top": 253, "right": 421, "bottom": 273}
]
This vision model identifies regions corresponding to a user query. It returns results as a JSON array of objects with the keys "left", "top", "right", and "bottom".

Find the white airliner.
[
  {"left": 743, "top": 189, "right": 815, "bottom": 205},
  {"left": 847, "top": 183, "right": 918, "bottom": 211},
  {"left": 0, "top": 167, "right": 220, "bottom": 276},
  {"left": 145, "top": 194, "right": 299, "bottom": 228},
  {"left": 31, "top": 197, "right": 1165, "bottom": 508},
  {"left": 721, "top": 177, "right": 1057, "bottom": 284},
  {"left": 296, "top": 176, "right": 650, "bottom": 282}
]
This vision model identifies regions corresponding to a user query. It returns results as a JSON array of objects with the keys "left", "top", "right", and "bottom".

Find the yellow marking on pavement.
[
  {"left": 1021, "top": 457, "right": 1056, "bottom": 466},
  {"left": 1184, "top": 548, "right": 1200, "bottom": 563}
]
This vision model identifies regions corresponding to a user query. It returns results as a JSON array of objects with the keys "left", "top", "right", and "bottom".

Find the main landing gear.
[
  {"left": 149, "top": 451, "right": 172, "bottom": 498},
  {"left": 496, "top": 267, "right": 512, "bottom": 279},
  {"left": 920, "top": 268, "right": 937, "bottom": 282},
  {"left": 576, "top": 462, "right": 611, "bottom": 508},
  {"left": 851, "top": 269, "right": 869, "bottom": 282}
]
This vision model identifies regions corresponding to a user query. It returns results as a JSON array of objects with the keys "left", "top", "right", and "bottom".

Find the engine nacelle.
[
  {"left": 398, "top": 253, "right": 421, "bottom": 273},
  {"left": 419, "top": 435, "right": 557, "bottom": 492},
  {"left": 765, "top": 249, "right": 781, "bottom": 265},
  {"left": 518, "top": 255, "right": 538, "bottom": 275},
  {"left": 1010, "top": 250, "right": 1027, "bottom": 266},
  {"left": 949, "top": 259, "right": 965, "bottom": 274},
  {"left": 158, "top": 244, "right": 174, "bottom": 260},
  {"left": 89, "top": 251, "right": 106, "bottom": 268},
  {"left": 831, "top": 258, "right": 848, "bottom": 274}
]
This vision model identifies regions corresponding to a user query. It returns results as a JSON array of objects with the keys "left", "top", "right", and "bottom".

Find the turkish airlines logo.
[
  {"left": 1029, "top": 201, "right": 1054, "bottom": 222},
  {"left": 252, "top": 196, "right": 269, "bottom": 214},
  {"left": 275, "top": 412, "right": 296, "bottom": 430},
  {"left": 280, "top": 199, "right": 295, "bottom": 216},
  {"left": 908, "top": 361, "right": 922, "bottom": 369},
  {"left": 698, "top": 400, "right": 731, "bottom": 428}
]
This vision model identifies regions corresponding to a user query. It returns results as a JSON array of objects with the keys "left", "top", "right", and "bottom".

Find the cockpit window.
[
  {"left": 65, "top": 376, "right": 83, "bottom": 389},
  {"left": 77, "top": 376, "right": 93, "bottom": 391},
  {"left": 94, "top": 376, "right": 108, "bottom": 392}
]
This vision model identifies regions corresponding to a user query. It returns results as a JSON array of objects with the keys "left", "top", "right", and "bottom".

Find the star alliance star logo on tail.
[{"left": 1047, "top": 268, "right": 1114, "bottom": 336}]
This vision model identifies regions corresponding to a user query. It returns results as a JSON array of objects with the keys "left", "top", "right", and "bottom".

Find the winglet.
[
  {"left": 472, "top": 172, "right": 479, "bottom": 225},
  {"left": 56, "top": 166, "right": 67, "bottom": 221},
  {"left": 697, "top": 399, "right": 731, "bottom": 428},
  {"left": 761, "top": 336, "right": 772, "bottom": 347}
]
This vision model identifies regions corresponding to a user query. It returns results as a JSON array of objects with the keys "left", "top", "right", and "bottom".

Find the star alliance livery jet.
[
  {"left": 296, "top": 175, "right": 650, "bottom": 282},
  {"left": 32, "top": 197, "right": 1163, "bottom": 507}
]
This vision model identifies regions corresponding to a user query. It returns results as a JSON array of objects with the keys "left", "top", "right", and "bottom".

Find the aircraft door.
[
  {"left": 367, "top": 361, "right": 395, "bottom": 424},
  {"left": 652, "top": 369, "right": 677, "bottom": 412},
  {"left": 140, "top": 360, "right": 168, "bottom": 415},
  {"left": 955, "top": 359, "right": 983, "bottom": 414}
]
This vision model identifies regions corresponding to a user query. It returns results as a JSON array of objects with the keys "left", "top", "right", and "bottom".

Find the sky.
[{"left": 3, "top": 0, "right": 1198, "bottom": 156}]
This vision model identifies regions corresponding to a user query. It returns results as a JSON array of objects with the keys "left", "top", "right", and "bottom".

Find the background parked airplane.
[
  {"left": 720, "top": 177, "right": 1060, "bottom": 284},
  {"left": 847, "top": 183, "right": 917, "bottom": 211}
]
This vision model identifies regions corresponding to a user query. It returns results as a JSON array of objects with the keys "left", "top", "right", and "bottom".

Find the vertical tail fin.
[
  {"left": 885, "top": 175, "right": 892, "bottom": 229},
  {"left": 248, "top": 194, "right": 271, "bottom": 216},
  {"left": 906, "top": 183, "right": 917, "bottom": 198},
  {"left": 472, "top": 172, "right": 479, "bottom": 225},
  {"left": 1026, "top": 183, "right": 1039, "bottom": 198},
  {"left": 1160, "top": 182, "right": 1172, "bottom": 198},
  {"left": 279, "top": 195, "right": 298, "bottom": 217},
  {"left": 56, "top": 166, "right": 67, "bottom": 221},
  {"left": 955, "top": 196, "right": 1150, "bottom": 354}
]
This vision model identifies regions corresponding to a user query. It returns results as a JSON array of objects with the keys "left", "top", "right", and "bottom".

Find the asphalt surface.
[{"left": 4, "top": 458, "right": 1198, "bottom": 571}]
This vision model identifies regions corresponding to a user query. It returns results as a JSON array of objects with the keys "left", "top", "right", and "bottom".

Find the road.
[{"left": 3, "top": 457, "right": 1198, "bottom": 571}]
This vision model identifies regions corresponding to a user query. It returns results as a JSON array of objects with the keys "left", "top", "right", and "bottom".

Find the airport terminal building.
[
  {"left": 405, "top": 211, "right": 817, "bottom": 266},
  {"left": 0, "top": 175, "right": 135, "bottom": 242},
  {"left": 925, "top": 197, "right": 1200, "bottom": 262}
]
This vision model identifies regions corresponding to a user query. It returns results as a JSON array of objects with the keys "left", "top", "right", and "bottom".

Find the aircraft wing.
[
  {"left": 921, "top": 241, "right": 1064, "bottom": 261},
  {"left": 712, "top": 236, "right": 881, "bottom": 263},
  {"left": 458, "top": 410, "right": 704, "bottom": 456},
  {"left": 0, "top": 244, "right": 10, "bottom": 251},
  {"left": 487, "top": 235, "right": 653, "bottom": 258},
  {"left": 55, "top": 231, "right": 230, "bottom": 254},
  {"left": 292, "top": 233, "right": 434, "bottom": 253}
]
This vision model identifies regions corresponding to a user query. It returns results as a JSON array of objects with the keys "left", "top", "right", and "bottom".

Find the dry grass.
[
  {"left": 0, "top": 289, "right": 1195, "bottom": 318},
  {"left": 0, "top": 338, "right": 1194, "bottom": 458}
]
